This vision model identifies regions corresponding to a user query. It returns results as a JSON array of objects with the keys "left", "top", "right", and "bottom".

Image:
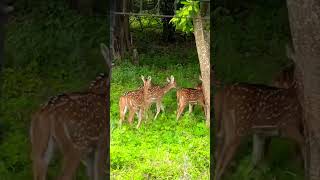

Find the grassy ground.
[{"left": 110, "top": 43, "right": 210, "bottom": 179}]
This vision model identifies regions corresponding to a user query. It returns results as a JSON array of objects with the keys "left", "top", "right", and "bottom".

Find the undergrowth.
[{"left": 1, "top": 1, "right": 108, "bottom": 179}]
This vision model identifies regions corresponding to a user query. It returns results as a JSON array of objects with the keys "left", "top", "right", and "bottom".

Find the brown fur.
[
  {"left": 30, "top": 43, "right": 111, "bottom": 180},
  {"left": 176, "top": 79, "right": 206, "bottom": 120},
  {"left": 214, "top": 67, "right": 305, "bottom": 180}
]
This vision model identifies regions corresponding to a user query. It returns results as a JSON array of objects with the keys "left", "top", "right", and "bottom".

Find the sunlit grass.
[{"left": 110, "top": 62, "right": 210, "bottom": 179}]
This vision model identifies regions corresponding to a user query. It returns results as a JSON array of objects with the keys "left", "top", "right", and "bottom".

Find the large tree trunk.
[
  {"left": 193, "top": 3, "right": 210, "bottom": 127},
  {"left": 111, "top": 0, "right": 131, "bottom": 60},
  {"left": 286, "top": 0, "right": 320, "bottom": 179}
]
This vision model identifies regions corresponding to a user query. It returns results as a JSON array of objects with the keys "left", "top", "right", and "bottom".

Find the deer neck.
[{"left": 161, "top": 83, "right": 174, "bottom": 94}]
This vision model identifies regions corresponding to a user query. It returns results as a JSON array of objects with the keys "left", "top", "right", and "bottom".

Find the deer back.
[
  {"left": 51, "top": 92, "right": 108, "bottom": 150},
  {"left": 215, "top": 83, "right": 302, "bottom": 136},
  {"left": 177, "top": 88, "right": 204, "bottom": 102}
]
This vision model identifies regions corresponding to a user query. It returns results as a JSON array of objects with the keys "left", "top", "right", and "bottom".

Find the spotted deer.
[
  {"left": 251, "top": 64, "right": 298, "bottom": 165},
  {"left": 147, "top": 75, "right": 176, "bottom": 120},
  {"left": 176, "top": 76, "right": 206, "bottom": 120},
  {"left": 214, "top": 65, "right": 305, "bottom": 180},
  {"left": 118, "top": 76, "right": 152, "bottom": 128},
  {"left": 30, "top": 43, "right": 111, "bottom": 180}
]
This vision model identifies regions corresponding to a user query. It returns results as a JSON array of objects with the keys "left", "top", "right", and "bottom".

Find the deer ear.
[
  {"left": 147, "top": 76, "right": 152, "bottom": 81},
  {"left": 170, "top": 75, "right": 174, "bottom": 81},
  {"left": 141, "top": 75, "right": 145, "bottom": 81},
  {"left": 167, "top": 77, "right": 170, "bottom": 82}
]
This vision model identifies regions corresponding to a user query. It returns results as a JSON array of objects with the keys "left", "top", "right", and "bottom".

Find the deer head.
[
  {"left": 166, "top": 75, "right": 177, "bottom": 89},
  {"left": 141, "top": 75, "right": 152, "bottom": 99},
  {"left": 87, "top": 43, "right": 111, "bottom": 94}
]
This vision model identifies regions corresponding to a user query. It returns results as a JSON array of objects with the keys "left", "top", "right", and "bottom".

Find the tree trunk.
[
  {"left": 286, "top": 0, "right": 320, "bottom": 179},
  {"left": 193, "top": 4, "right": 210, "bottom": 127},
  {"left": 111, "top": 0, "right": 131, "bottom": 60}
]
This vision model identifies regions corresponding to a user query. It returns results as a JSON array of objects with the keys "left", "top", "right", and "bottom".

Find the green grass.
[{"left": 110, "top": 57, "right": 210, "bottom": 179}]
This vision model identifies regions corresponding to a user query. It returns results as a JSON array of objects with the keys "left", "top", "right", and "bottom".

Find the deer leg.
[
  {"left": 137, "top": 108, "right": 143, "bottom": 128},
  {"left": 52, "top": 120, "right": 82, "bottom": 180},
  {"left": 128, "top": 107, "right": 136, "bottom": 125},
  {"left": 188, "top": 104, "right": 193, "bottom": 114},
  {"left": 215, "top": 138, "right": 241, "bottom": 180},
  {"left": 93, "top": 135, "right": 108, "bottom": 180},
  {"left": 176, "top": 102, "right": 186, "bottom": 120},
  {"left": 82, "top": 153, "right": 94, "bottom": 180},
  {"left": 215, "top": 109, "right": 240, "bottom": 180},
  {"left": 160, "top": 102, "right": 165, "bottom": 112},
  {"left": 154, "top": 101, "right": 161, "bottom": 120},
  {"left": 57, "top": 151, "right": 82, "bottom": 180},
  {"left": 32, "top": 137, "right": 55, "bottom": 180},
  {"left": 31, "top": 115, "right": 55, "bottom": 180},
  {"left": 119, "top": 105, "right": 127, "bottom": 126}
]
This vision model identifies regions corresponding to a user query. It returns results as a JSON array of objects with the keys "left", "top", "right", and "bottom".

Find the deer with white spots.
[
  {"left": 118, "top": 76, "right": 152, "bottom": 128},
  {"left": 214, "top": 64, "right": 305, "bottom": 180},
  {"left": 30, "top": 43, "right": 111, "bottom": 180},
  {"left": 176, "top": 76, "right": 206, "bottom": 120},
  {"left": 145, "top": 75, "right": 177, "bottom": 120}
]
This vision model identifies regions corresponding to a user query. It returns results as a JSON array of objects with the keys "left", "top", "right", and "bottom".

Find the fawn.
[
  {"left": 146, "top": 75, "right": 176, "bottom": 120},
  {"left": 213, "top": 65, "right": 305, "bottom": 180},
  {"left": 30, "top": 43, "right": 111, "bottom": 180},
  {"left": 176, "top": 76, "right": 206, "bottom": 120},
  {"left": 118, "top": 76, "right": 152, "bottom": 128}
]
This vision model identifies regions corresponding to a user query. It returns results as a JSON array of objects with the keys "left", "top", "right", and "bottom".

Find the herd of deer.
[
  {"left": 28, "top": 42, "right": 305, "bottom": 180},
  {"left": 118, "top": 75, "right": 207, "bottom": 128},
  {"left": 28, "top": 43, "right": 207, "bottom": 180}
]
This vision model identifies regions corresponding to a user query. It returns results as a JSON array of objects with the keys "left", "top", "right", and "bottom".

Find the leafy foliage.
[{"left": 170, "top": 0, "right": 200, "bottom": 33}]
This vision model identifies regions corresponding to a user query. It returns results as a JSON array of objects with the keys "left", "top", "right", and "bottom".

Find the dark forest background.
[
  {"left": 213, "top": 0, "right": 304, "bottom": 179},
  {"left": 0, "top": 0, "right": 109, "bottom": 179}
]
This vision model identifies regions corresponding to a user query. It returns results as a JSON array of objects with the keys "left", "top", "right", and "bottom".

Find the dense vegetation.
[
  {"left": 0, "top": 1, "right": 108, "bottom": 179},
  {"left": 213, "top": 1, "right": 304, "bottom": 179}
]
